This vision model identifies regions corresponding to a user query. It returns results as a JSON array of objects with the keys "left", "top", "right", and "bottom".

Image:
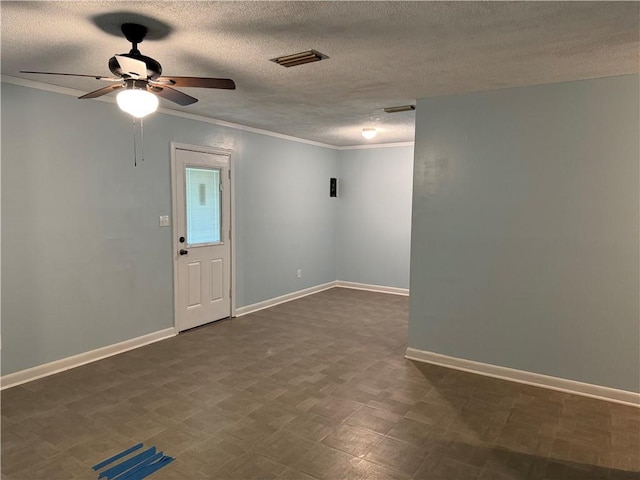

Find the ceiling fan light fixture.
[
  {"left": 362, "top": 127, "right": 377, "bottom": 139},
  {"left": 116, "top": 86, "right": 158, "bottom": 118}
]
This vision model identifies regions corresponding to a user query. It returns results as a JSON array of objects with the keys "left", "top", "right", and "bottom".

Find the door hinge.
[
  {"left": 229, "top": 289, "right": 232, "bottom": 298},
  {"left": 219, "top": 182, "right": 223, "bottom": 191},
  {"left": 228, "top": 169, "right": 231, "bottom": 179},
  {"left": 229, "top": 229, "right": 232, "bottom": 240}
]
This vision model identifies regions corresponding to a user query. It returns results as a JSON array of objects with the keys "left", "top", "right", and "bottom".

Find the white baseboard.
[
  {"left": 1, "top": 283, "right": 408, "bottom": 390},
  {"left": 1, "top": 328, "right": 177, "bottom": 390},
  {"left": 336, "top": 281, "right": 409, "bottom": 296},
  {"left": 405, "top": 347, "right": 640, "bottom": 408},
  {"left": 236, "top": 281, "right": 409, "bottom": 317},
  {"left": 235, "top": 281, "right": 338, "bottom": 317}
]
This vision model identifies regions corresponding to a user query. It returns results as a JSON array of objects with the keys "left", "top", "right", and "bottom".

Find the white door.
[{"left": 173, "top": 146, "right": 231, "bottom": 332}]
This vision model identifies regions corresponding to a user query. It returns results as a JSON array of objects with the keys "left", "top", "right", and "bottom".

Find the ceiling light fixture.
[
  {"left": 116, "top": 80, "right": 158, "bottom": 118},
  {"left": 362, "top": 127, "right": 377, "bottom": 139}
]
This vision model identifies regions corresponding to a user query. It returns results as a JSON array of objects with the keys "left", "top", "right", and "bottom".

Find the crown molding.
[
  {"left": 336, "top": 141, "right": 414, "bottom": 150},
  {"left": 1, "top": 75, "right": 414, "bottom": 151}
]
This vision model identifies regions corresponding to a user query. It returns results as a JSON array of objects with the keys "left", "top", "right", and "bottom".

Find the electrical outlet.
[
  {"left": 296, "top": 269, "right": 302, "bottom": 279},
  {"left": 159, "top": 215, "right": 170, "bottom": 227}
]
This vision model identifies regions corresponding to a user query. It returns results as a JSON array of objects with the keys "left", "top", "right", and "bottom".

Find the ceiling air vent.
[
  {"left": 271, "top": 49, "right": 328, "bottom": 67},
  {"left": 384, "top": 105, "right": 416, "bottom": 113}
]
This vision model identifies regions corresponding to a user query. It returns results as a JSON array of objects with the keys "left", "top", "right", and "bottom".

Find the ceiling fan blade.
[
  {"left": 78, "top": 84, "right": 124, "bottom": 99},
  {"left": 20, "top": 71, "right": 120, "bottom": 81},
  {"left": 149, "top": 85, "right": 198, "bottom": 106},
  {"left": 154, "top": 76, "right": 236, "bottom": 89},
  {"left": 115, "top": 55, "right": 147, "bottom": 79}
]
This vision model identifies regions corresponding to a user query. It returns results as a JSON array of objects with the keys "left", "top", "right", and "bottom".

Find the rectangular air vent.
[
  {"left": 384, "top": 105, "right": 416, "bottom": 113},
  {"left": 270, "top": 49, "right": 329, "bottom": 67}
]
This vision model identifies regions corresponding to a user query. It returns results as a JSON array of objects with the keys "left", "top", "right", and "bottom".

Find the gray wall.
[
  {"left": 336, "top": 146, "right": 414, "bottom": 289},
  {"left": 409, "top": 75, "right": 639, "bottom": 392},
  {"left": 235, "top": 134, "right": 338, "bottom": 305},
  {"left": 1, "top": 82, "right": 337, "bottom": 375}
]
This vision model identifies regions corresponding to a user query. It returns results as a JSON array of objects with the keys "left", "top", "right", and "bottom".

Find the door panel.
[
  {"left": 187, "top": 262, "right": 201, "bottom": 308},
  {"left": 174, "top": 147, "right": 231, "bottom": 331},
  {"left": 210, "top": 259, "right": 224, "bottom": 301}
]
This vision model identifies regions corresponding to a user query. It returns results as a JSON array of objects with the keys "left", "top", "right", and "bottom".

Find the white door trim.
[{"left": 170, "top": 142, "right": 236, "bottom": 333}]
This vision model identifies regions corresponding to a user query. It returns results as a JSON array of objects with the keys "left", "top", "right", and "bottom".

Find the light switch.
[{"left": 159, "top": 215, "right": 170, "bottom": 227}]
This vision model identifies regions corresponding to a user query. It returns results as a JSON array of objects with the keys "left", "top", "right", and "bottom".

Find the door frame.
[{"left": 170, "top": 142, "right": 236, "bottom": 332}]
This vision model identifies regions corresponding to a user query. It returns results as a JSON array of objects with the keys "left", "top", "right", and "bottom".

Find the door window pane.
[{"left": 186, "top": 167, "right": 221, "bottom": 245}]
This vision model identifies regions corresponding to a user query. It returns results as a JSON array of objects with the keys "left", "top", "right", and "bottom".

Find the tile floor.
[{"left": 2, "top": 288, "right": 639, "bottom": 479}]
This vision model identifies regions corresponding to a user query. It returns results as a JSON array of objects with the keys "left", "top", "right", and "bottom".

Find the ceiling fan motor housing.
[
  {"left": 121, "top": 23, "right": 148, "bottom": 45},
  {"left": 109, "top": 54, "right": 162, "bottom": 80}
]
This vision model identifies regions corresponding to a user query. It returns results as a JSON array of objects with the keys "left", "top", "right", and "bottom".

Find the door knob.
[{"left": 179, "top": 249, "right": 188, "bottom": 255}]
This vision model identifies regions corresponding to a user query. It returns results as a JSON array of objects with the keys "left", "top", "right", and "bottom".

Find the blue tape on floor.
[
  {"left": 122, "top": 457, "right": 173, "bottom": 480},
  {"left": 119, "top": 456, "right": 174, "bottom": 480},
  {"left": 112, "top": 452, "right": 163, "bottom": 480},
  {"left": 93, "top": 444, "right": 173, "bottom": 480},
  {"left": 99, "top": 447, "right": 156, "bottom": 479},
  {"left": 92, "top": 443, "right": 143, "bottom": 471}
]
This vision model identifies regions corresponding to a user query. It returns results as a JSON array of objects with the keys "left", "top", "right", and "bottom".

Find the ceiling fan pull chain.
[
  {"left": 133, "top": 117, "right": 138, "bottom": 167},
  {"left": 140, "top": 117, "right": 145, "bottom": 163}
]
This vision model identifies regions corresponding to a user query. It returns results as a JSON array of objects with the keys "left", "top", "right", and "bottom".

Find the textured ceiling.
[{"left": 2, "top": 1, "right": 638, "bottom": 146}]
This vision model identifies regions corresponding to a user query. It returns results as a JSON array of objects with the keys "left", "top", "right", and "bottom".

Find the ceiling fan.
[{"left": 21, "top": 23, "right": 236, "bottom": 117}]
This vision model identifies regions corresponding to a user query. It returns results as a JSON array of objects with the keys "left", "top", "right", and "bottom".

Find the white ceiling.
[{"left": 2, "top": 1, "right": 638, "bottom": 146}]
